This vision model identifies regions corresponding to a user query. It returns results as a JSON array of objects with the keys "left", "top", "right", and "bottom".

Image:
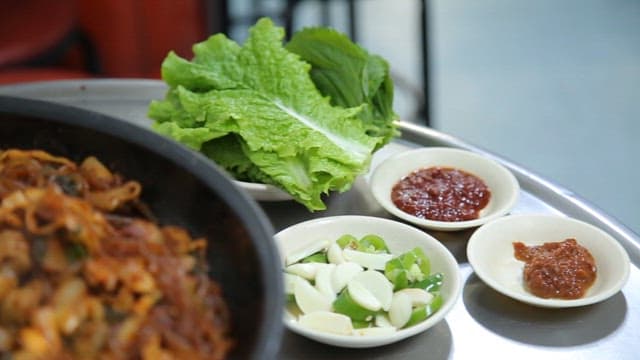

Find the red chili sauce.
[
  {"left": 513, "top": 238, "right": 597, "bottom": 299},
  {"left": 390, "top": 166, "right": 491, "bottom": 222}
]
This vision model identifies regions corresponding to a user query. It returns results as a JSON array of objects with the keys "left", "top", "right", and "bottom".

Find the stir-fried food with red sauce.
[{"left": 0, "top": 149, "right": 233, "bottom": 359}]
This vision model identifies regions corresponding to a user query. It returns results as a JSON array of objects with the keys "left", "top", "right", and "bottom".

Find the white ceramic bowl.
[
  {"left": 235, "top": 180, "right": 293, "bottom": 201},
  {"left": 275, "top": 215, "right": 462, "bottom": 348},
  {"left": 467, "top": 214, "right": 630, "bottom": 308},
  {"left": 369, "top": 147, "right": 519, "bottom": 231}
]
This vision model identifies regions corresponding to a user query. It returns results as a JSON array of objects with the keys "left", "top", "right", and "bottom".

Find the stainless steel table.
[{"left": 2, "top": 79, "right": 638, "bottom": 360}]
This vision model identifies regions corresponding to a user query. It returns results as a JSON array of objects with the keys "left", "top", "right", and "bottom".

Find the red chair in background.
[
  {"left": 0, "top": 0, "right": 214, "bottom": 84},
  {"left": 0, "top": 0, "right": 89, "bottom": 84},
  {"left": 76, "top": 0, "right": 208, "bottom": 78}
]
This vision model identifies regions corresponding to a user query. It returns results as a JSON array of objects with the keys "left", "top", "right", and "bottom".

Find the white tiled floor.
[{"left": 235, "top": 0, "right": 640, "bottom": 234}]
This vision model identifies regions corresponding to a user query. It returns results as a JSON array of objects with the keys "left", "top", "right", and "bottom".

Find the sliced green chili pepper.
[
  {"left": 336, "top": 234, "right": 390, "bottom": 254},
  {"left": 336, "top": 234, "right": 359, "bottom": 249},
  {"left": 332, "top": 289, "right": 378, "bottom": 322},
  {"left": 384, "top": 247, "right": 431, "bottom": 290},
  {"left": 301, "top": 251, "right": 328, "bottom": 263},
  {"left": 351, "top": 320, "right": 372, "bottom": 329},
  {"left": 357, "top": 234, "right": 389, "bottom": 254},
  {"left": 403, "top": 293, "right": 443, "bottom": 328},
  {"left": 410, "top": 272, "right": 444, "bottom": 292}
]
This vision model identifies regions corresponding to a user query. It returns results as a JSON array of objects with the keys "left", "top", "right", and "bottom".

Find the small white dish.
[
  {"left": 234, "top": 180, "right": 293, "bottom": 201},
  {"left": 467, "top": 214, "right": 630, "bottom": 308},
  {"left": 369, "top": 147, "right": 519, "bottom": 231},
  {"left": 275, "top": 215, "right": 462, "bottom": 348}
]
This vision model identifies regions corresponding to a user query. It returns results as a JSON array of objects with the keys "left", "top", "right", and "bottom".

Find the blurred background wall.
[
  {"left": 1, "top": 0, "right": 638, "bottom": 233},
  {"left": 428, "top": 0, "right": 640, "bottom": 236}
]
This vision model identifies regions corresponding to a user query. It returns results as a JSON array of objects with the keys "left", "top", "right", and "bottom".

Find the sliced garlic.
[
  {"left": 374, "top": 313, "right": 394, "bottom": 328},
  {"left": 284, "top": 272, "right": 299, "bottom": 295},
  {"left": 285, "top": 240, "right": 329, "bottom": 266},
  {"left": 285, "top": 262, "right": 332, "bottom": 281},
  {"left": 285, "top": 263, "right": 317, "bottom": 280},
  {"left": 342, "top": 249, "right": 392, "bottom": 270},
  {"left": 298, "top": 311, "right": 353, "bottom": 335},
  {"left": 331, "top": 262, "right": 363, "bottom": 293},
  {"left": 388, "top": 291, "right": 412, "bottom": 328},
  {"left": 350, "top": 270, "right": 393, "bottom": 311},
  {"left": 314, "top": 264, "right": 336, "bottom": 300},
  {"left": 294, "top": 277, "right": 332, "bottom": 314},
  {"left": 347, "top": 280, "right": 381, "bottom": 311},
  {"left": 327, "top": 242, "right": 345, "bottom": 264},
  {"left": 395, "top": 288, "right": 434, "bottom": 307}
]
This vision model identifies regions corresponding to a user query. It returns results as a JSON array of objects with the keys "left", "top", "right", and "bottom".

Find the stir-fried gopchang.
[
  {"left": 0, "top": 149, "right": 142, "bottom": 212},
  {"left": 0, "top": 149, "right": 232, "bottom": 359}
]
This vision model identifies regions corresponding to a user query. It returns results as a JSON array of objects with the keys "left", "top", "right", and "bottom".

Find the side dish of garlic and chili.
[{"left": 283, "top": 234, "right": 444, "bottom": 336}]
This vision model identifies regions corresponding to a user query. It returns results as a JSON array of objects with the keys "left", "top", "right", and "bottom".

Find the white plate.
[
  {"left": 234, "top": 180, "right": 293, "bottom": 201},
  {"left": 369, "top": 147, "right": 519, "bottom": 231},
  {"left": 275, "top": 215, "right": 462, "bottom": 348},
  {"left": 467, "top": 214, "right": 630, "bottom": 308}
]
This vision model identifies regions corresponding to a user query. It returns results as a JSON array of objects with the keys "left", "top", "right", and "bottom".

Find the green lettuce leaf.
[
  {"left": 286, "top": 27, "right": 399, "bottom": 147},
  {"left": 148, "top": 18, "right": 396, "bottom": 211}
]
